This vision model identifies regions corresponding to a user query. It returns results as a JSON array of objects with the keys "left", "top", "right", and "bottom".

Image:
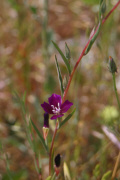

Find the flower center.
[{"left": 51, "top": 103, "right": 61, "bottom": 114}]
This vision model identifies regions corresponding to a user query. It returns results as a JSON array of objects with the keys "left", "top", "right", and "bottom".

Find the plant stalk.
[
  {"left": 112, "top": 72, "right": 120, "bottom": 179},
  {"left": 62, "top": 0, "right": 120, "bottom": 103},
  {"left": 49, "top": 1, "right": 120, "bottom": 176},
  {"left": 49, "top": 121, "right": 59, "bottom": 175},
  {"left": 112, "top": 73, "right": 120, "bottom": 110}
]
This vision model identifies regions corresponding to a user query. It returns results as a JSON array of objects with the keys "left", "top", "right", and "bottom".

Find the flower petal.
[
  {"left": 41, "top": 102, "right": 53, "bottom": 114},
  {"left": 51, "top": 114, "right": 64, "bottom": 120},
  {"left": 61, "top": 100, "right": 73, "bottom": 113},
  {"left": 48, "top": 94, "right": 62, "bottom": 107}
]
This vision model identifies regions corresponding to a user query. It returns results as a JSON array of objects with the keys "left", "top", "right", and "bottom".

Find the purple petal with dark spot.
[
  {"left": 48, "top": 94, "right": 62, "bottom": 107},
  {"left": 51, "top": 114, "right": 64, "bottom": 120},
  {"left": 61, "top": 100, "right": 73, "bottom": 113},
  {"left": 41, "top": 102, "right": 53, "bottom": 114}
]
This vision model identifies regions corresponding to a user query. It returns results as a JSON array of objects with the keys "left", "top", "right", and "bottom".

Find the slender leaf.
[
  {"left": 65, "top": 42, "right": 71, "bottom": 60},
  {"left": 59, "top": 109, "right": 76, "bottom": 128},
  {"left": 52, "top": 41, "right": 71, "bottom": 74},
  {"left": 31, "top": 120, "right": 49, "bottom": 153},
  {"left": 34, "top": 158, "right": 39, "bottom": 174},
  {"left": 55, "top": 55, "right": 64, "bottom": 96},
  {"left": 85, "top": 22, "right": 101, "bottom": 55}
]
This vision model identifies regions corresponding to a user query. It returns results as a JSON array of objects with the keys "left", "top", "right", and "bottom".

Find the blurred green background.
[{"left": 0, "top": 0, "right": 120, "bottom": 179}]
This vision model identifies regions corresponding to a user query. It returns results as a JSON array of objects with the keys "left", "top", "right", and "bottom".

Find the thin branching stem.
[
  {"left": 49, "top": 121, "right": 59, "bottom": 175},
  {"left": 62, "top": 0, "right": 120, "bottom": 103},
  {"left": 49, "top": 1, "right": 120, "bottom": 176}
]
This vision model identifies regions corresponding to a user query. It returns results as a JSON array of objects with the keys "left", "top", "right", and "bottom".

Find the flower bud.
[
  {"left": 54, "top": 154, "right": 61, "bottom": 176},
  {"left": 109, "top": 56, "right": 117, "bottom": 74},
  {"left": 101, "top": 1, "right": 106, "bottom": 14},
  {"left": 43, "top": 113, "right": 49, "bottom": 140}
]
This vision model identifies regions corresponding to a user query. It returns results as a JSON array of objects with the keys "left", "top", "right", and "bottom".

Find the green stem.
[
  {"left": 112, "top": 73, "right": 120, "bottom": 110},
  {"left": 48, "top": 1, "right": 120, "bottom": 177},
  {"left": 45, "top": 138, "right": 48, "bottom": 146},
  {"left": 112, "top": 73, "right": 120, "bottom": 179},
  {"left": 62, "top": 1, "right": 120, "bottom": 102}
]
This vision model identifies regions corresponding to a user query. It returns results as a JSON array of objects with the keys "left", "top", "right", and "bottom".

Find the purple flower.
[{"left": 41, "top": 94, "right": 73, "bottom": 120}]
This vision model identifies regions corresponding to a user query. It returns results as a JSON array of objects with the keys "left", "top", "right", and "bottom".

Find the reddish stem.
[
  {"left": 62, "top": 0, "right": 120, "bottom": 103},
  {"left": 49, "top": 121, "right": 59, "bottom": 175},
  {"left": 102, "top": 0, "right": 120, "bottom": 24},
  {"left": 48, "top": 1, "right": 120, "bottom": 176}
]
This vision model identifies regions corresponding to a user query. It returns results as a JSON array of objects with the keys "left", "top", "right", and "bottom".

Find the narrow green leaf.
[
  {"left": 101, "top": 1, "right": 106, "bottom": 14},
  {"left": 59, "top": 109, "right": 76, "bottom": 128},
  {"left": 55, "top": 55, "right": 64, "bottom": 96},
  {"left": 65, "top": 42, "right": 71, "bottom": 60},
  {"left": 85, "top": 22, "right": 101, "bottom": 55},
  {"left": 52, "top": 41, "right": 71, "bottom": 74},
  {"left": 31, "top": 120, "right": 49, "bottom": 153},
  {"left": 34, "top": 158, "right": 39, "bottom": 174}
]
